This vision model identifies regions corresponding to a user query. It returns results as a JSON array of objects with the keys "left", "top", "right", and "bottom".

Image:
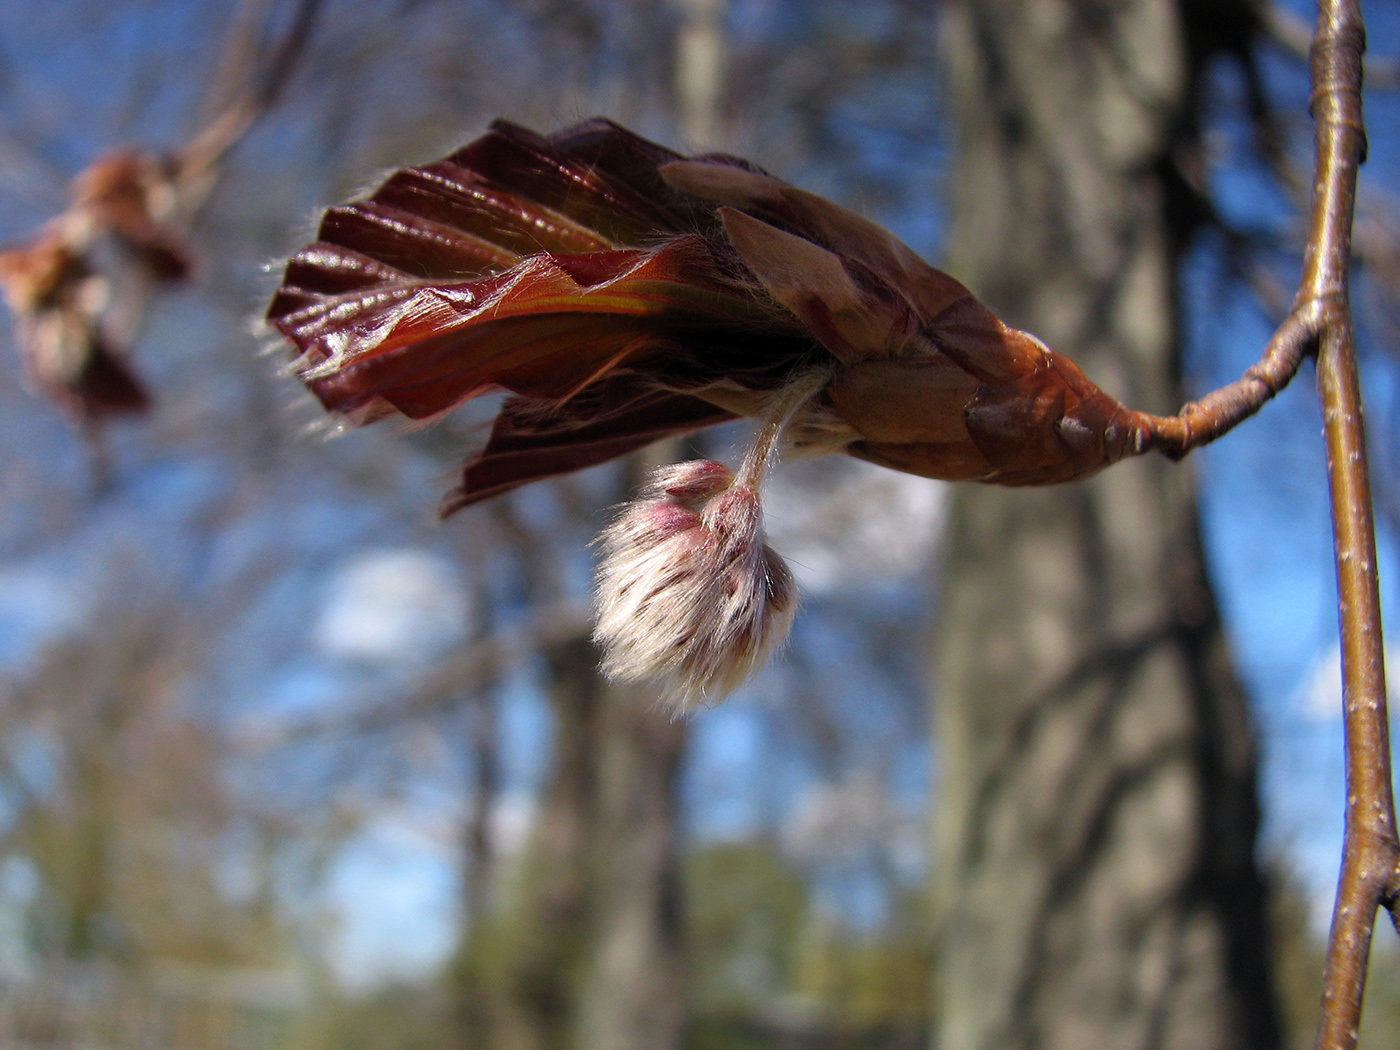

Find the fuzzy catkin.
[{"left": 593, "top": 460, "right": 797, "bottom": 711}]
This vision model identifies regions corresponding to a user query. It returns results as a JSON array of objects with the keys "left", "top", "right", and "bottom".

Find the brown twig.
[
  {"left": 1144, "top": 307, "right": 1317, "bottom": 457},
  {"left": 0, "top": 0, "right": 320, "bottom": 466},
  {"left": 1261, "top": 1, "right": 1400, "bottom": 91},
  {"left": 1132, "top": 0, "right": 1400, "bottom": 465},
  {"left": 1303, "top": 4, "right": 1400, "bottom": 1048},
  {"left": 1132, "top": 1, "right": 1395, "bottom": 1043},
  {"left": 175, "top": 0, "right": 322, "bottom": 208}
]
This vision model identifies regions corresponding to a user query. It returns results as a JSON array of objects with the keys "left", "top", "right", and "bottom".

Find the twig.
[
  {"left": 175, "top": 0, "right": 322, "bottom": 207},
  {"left": 1122, "top": 1, "right": 1395, "bottom": 1042},
  {"left": 1125, "top": 0, "right": 1400, "bottom": 466},
  {"left": 1143, "top": 307, "right": 1317, "bottom": 457},
  {"left": 1299, "top": 3, "right": 1400, "bottom": 1049},
  {"left": 1261, "top": 0, "right": 1400, "bottom": 91}
]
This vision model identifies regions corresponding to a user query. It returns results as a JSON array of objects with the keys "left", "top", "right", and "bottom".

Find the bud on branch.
[{"left": 265, "top": 118, "right": 1314, "bottom": 699}]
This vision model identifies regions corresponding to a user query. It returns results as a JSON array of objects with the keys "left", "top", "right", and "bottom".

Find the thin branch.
[
  {"left": 1260, "top": 1, "right": 1400, "bottom": 91},
  {"left": 1124, "top": 2, "right": 1395, "bottom": 1042},
  {"left": 1296, "top": 2, "right": 1400, "bottom": 1048},
  {"left": 1124, "top": 0, "right": 1400, "bottom": 467},
  {"left": 175, "top": 0, "right": 322, "bottom": 205},
  {"left": 1144, "top": 307, "right": 1317, "bottom": 457},
  {"left": 0, "top": 0, "right": 320, "bottom": 461}
]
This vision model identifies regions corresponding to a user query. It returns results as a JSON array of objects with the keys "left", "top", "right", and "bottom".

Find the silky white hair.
[
  {"left": 592, "top": 369, "right": 832, "bottom": 711},
  {"left": 593, "top": 459, "right": 797, "bottom": 712}
]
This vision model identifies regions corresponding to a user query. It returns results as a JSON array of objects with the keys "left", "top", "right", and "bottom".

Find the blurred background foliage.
[{"left": 0, "top": 1, "right": 1397, "bottom": 1049}]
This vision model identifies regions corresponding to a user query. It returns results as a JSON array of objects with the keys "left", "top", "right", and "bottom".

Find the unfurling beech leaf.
[{"left": 267, "top": 118, "right": 1165, "bottom": 513}]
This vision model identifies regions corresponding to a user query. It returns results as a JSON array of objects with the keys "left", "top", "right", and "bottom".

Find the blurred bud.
[
  {"left": 0, "top": 233, "right": 150, "bottom": 419},
  {"left": 594, "top": 459, "right": 797, "bottom": 711},
  {"left": 69, "top": 149, "right": 189, "bottom": 281}
]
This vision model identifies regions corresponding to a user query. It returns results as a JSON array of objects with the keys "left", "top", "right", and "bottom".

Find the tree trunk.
[
  {"left": 470, "top": 637, "right": 686, "bottom": 1050},
  {"left": 574, "top": 654, "right": 687, "bottom": 1050},
  {"left": 932, "top": 3, "right": 1280, "bottom": 1048},
  {"left": 457, "top": 3, "right": 731, "bottom": 1041}
]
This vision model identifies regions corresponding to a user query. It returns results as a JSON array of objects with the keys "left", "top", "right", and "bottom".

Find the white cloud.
[
  {"left": 766, "top": 457, "right": 944, "bottom": 593},
  {"left": 312, "top": 548, "right": 469, "bottom": 664},
  {"left": 1298, "top": 642, "right": 1400, "bottom": 722}
]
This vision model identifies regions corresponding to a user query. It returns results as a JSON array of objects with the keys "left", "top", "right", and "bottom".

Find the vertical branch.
[{"left": 1307, "top": 2, "right": 1400, "bottom": 1048}]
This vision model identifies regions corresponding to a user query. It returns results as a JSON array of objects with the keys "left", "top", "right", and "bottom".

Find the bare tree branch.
[
  {"left": 175, "top": 0, "right": 322, "bottom": 208},
  {"left": 1295, "top": 3, "right": 1399, "bottom": 1048},
  {"left": 1259, "top": 0, "right": 1400, "bottom": 90},
  {"left": 1083, "top": 3, "right": 1395, "bottom": 1041},
  {"left": 0, "top": 0, "right": 320, "bottom": 477}
]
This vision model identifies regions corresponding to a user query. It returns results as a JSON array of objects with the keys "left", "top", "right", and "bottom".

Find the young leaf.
[{"left": 267, "top": 118, "right": 1164, "bottom": 509}]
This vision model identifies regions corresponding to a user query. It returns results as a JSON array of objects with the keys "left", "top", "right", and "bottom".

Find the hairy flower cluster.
[{"left": 593, "top": 458, "right": 797, "bottom": 711}]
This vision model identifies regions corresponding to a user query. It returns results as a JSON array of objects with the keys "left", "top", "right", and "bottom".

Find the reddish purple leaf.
[{"left": 267, "top": 119, "right": 1162, "bottom": 509}]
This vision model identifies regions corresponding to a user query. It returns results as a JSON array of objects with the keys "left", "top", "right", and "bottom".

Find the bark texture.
[
  {"left": 469, "top": 637, "right": 686, "bottom": 1050},
  {"left": 933, "top": 3, "right": 1280, "bottom": 1049}
]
